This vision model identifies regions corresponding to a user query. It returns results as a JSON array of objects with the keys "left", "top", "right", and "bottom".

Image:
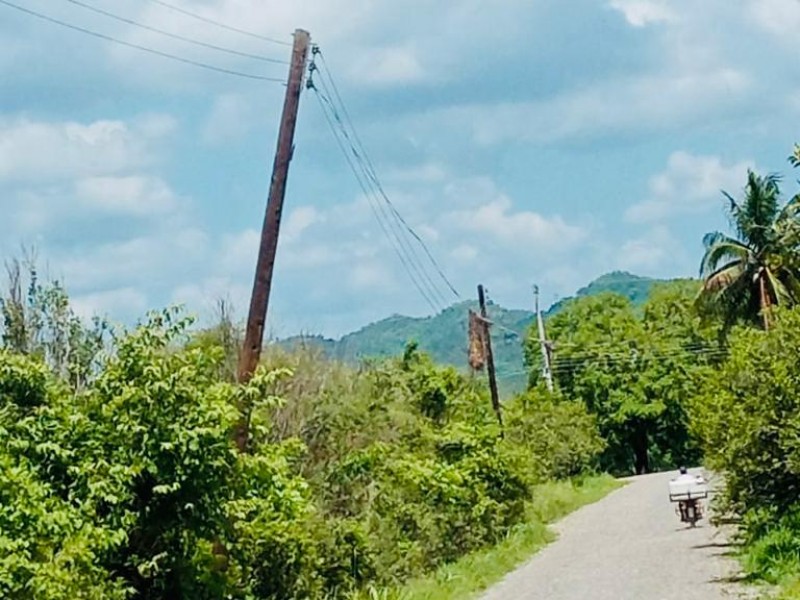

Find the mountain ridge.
[{"left": 276, "top": 271, "right": 667, "bottom": 394}]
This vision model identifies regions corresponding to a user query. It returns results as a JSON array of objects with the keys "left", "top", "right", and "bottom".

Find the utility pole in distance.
[
  {"left": 478, "top": 285, "right": 503, "bottom": 430},
  {"left": 236, "top": 29, "right": 311, "bottom": 450},
  {"left": 534, "top": 285, "right": 554, "bottom": 392}
]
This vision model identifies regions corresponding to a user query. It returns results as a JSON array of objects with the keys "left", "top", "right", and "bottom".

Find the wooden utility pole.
[
  {"left": 478, "top": 285, "right": 503, "bottom": 429},
  {"left": 236, "top": 29, "right": 311, "bottom": 450},
  {"left": 534, "top": 285, "right": 554, "bottom": 392}
]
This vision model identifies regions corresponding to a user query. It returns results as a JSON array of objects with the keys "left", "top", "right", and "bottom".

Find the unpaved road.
[{"left": 481, "top": 470, "right": 752, "bottom": 600}]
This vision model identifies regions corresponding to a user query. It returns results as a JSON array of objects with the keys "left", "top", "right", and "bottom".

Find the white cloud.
[
  {"left": 439, "top": 68, "right": 751, "bottom": 145},
  {"left": 202, "top": 94, "right": 259, "bottom": 145},
  {"left": 450, "top": 196, "right": 586, "bottom": 250},
  {"left": 283, "top": 206, "right": 323, "bottom": 242},
  {"left": 625, "top": 151, "right": 753, "bottom": 223},
  {"left": 75, "top": 176, "right": 180, "bottom": 216},
  {"left": 171, "top": 277, "right": 251, "bottom": 320},
  {"left": 59, "top": 227, "right": 209, "bottom": 289},
  {"left": 748, "top": 0, "right": 800, "bottom": 37},
  {"left": 608, "top": 0, "right": 676, "bottom": 27},
  {"left": 352, "top": 45, "right": 427, "bottom": 86},
  {"left": 616, "top": 225, "right": 682, "bottom": 272},
  {"left": 450, "top": 244, "right": 478, "bottom": 263},
  {"left": 0, "top": 116, "right": 175, "bottom": 183},
  {"left": 71, "top": 287, "right": 149, "bottom": 321},
  {"left": 384, "top": 162, "right": 448, "bottom": 184}
]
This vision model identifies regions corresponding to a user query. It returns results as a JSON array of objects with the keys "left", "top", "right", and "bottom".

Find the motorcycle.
[{"left": 669, "top": 471, "right": 708, "bottom": 527}]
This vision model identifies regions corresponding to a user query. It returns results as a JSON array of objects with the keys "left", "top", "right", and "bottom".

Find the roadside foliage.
[{"left": 0, "top": 275, "right": 603, "bottom": 599}]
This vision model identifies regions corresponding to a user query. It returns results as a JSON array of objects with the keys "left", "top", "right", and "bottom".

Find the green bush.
[
  {"left": 741, "top": 508, "right": 800, "bottom": 584},
  {"left": 0, "top": 311, "right": 320, "bottom": 599},
  {"left": 504, "top": 390, "right": 605, "bottom": 481},
  {"left": 0, "top": 310, "right": 605, "bottom": 599},
  {"left": 693, "top": 307, "right": 800, "bottom": 516}
]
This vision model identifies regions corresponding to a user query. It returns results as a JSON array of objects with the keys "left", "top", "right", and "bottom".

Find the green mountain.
[
  {"left": 278, "top": 271, "right": 666, "bottom": 396},
  {"left": 546, "top": 271, "right": 658, "bottom": 317}
]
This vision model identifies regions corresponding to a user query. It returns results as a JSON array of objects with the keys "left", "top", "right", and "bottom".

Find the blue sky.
[{"left": 1, "top": 0, "right": 799, "bottom": 338}]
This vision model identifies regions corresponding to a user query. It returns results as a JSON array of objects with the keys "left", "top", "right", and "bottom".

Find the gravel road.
[{"left": 480, "top": 469, "right": 753, "bottom": 600}]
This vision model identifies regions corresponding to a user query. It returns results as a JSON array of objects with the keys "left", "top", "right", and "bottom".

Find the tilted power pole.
[
  {"left": 534, "top": 285, "right": 554, "bottom": 392},
  {"left": 236, "top": 29, "right": 311, "bottom": 451},
  {"left": 478, "top": 284, "right": 503, "bottom": 430}
]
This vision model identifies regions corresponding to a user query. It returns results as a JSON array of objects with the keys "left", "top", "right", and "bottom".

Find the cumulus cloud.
[
  {"left": 450, "top": 196, "right": 586, "bottom": 250},
  {"left": 71, "top": 287, "right": 149, "bottom": 321},
  {"left": 624, "top": 152, "right": 753, "bottom": 223},
  {"left": 747, "top": 0, "right": 800, "bottom": 38},
  {"left": 202, "top": 94, "right": 260, "bottom": 145},
  {"left": 608, "top": 0, "right": 676, "bottom": 27},
  {"left": 0, "top": 116, "right": 175, "bottom": 183},
  {"left": 75, "top": 176, "right": 180, "bottom": 216},
  {"left": 616, "top": 225, "right": 683, "bottom": 272},
  {"left": 431, "top": 68, "right": 750, "bottom": 145}
]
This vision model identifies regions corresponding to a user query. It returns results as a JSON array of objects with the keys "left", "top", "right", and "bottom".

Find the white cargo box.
[{"left": 669, "top": 476, "right": 708, "bottom": 502}]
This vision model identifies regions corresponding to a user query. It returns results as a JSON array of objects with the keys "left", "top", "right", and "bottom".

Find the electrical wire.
[
  {"left": 313, "top": 84, "right": 450, "bottom": 310},
  {"left": 315, "top": 48, "right": 461, "bottom": 301},
  {"left": 549, "top": 348, "right": 728, "bottom": 373},
  {"left": 311, "top": 85, "right": 443, "bottom": 314},
  {"left": 308, "top": 50, "right": 457, "bottom": 312},
  {"left": 0, "top": 0, "right": 284, "bottom": 81},
  {"left": 64, "top": 0, "right": 288, "bottom": 64},
  {"left": 142, "top": 0, "right": 292, "bottom": 46}
]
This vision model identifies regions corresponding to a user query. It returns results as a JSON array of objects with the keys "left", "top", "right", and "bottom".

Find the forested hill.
[
  {"left": 278, "top": 271, "right": 665, "bottom": 393},
  {"left": 545, "top": 271, "right": 661, "bottom": 317}
]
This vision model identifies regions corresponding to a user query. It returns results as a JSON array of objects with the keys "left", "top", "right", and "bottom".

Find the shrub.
[{"left": 692, "top": 307, "right": 800, "bottom": 516}]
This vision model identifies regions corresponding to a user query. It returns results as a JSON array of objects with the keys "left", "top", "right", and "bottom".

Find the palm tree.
[{"left": 698, "top": 170, "right": 800, "bottom": 330}]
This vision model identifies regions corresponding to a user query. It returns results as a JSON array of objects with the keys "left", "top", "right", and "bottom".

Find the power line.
[
  {"left": 0, "top": 0, "right": 284, "bottom": 82},
  {"left": 64, "top": 0, "right": 288, "bottom": 65},
  {"left": 142, "top": 0, "right": 292, "bottom": 47},
  {"left": 499, "top": 344, "right": 730, "bottom": 379},
  {"left": 311, "top": 83, "right": 443, "bottom": 314},
  {"left": 313, "top": 46, "right": 461, "bottom": 300},
  {"left": 308, "top": 52, "right": 454, "bottom": 313},
  {"left": 313, "top": 83, "right": 450, "bottom": 310},
  {"left": 549, "top": 347, "right": 728, "bottom": 372}
]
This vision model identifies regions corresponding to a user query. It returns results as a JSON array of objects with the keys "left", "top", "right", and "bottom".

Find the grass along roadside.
[{"left": 354, "top": 475, "right": 623, "bottom": 600}]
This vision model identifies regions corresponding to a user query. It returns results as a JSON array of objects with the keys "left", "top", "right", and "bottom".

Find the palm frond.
[
  {"left": 779, "top": 267, "right": 800, "bottom": 302},
  {"left": 733, "top": 170, "right": 782, "bottom": 249},
  {"left": 764, "top": 267, "right": 792, "bottom": 306},
  {"left": 790, "top": 143, "right": 800, "bottom": 169},
  {"left": 699, "top": 233, "right": 751, "bottom": 278},
  {"left": 702, "top": 261, "right": 745, "bottom": 293}
]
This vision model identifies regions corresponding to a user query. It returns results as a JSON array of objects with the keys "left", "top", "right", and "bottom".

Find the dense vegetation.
[
  {"left": 6, "top": 147, "right": 800, "bottom": 597},
  {"left": 0, "top": 263, "right": 604, "bottom": 599},
  {"left": 523, "top": 148, "right": 800, "bottom": 596},
  {"left": 525, "top": 280, "right": 717, "bottom": 476},
  {"left": 281, "top": 271, "right": 664, "bottom": 397}
]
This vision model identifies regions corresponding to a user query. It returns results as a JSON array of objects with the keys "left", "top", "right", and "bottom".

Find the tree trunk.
[
  {"left": 632, "top": 424, "right": 650, "bottom": 475},
  {"left": 760, "top": 270, "right": 772, "bottom": 331}
]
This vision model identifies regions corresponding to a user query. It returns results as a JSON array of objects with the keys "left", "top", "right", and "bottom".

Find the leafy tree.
[
  {"left": 526, "top": 284, "right": 716, "bottom": 475},
  {"left": 0, "top": 309, "right": 321, "bottom": 599},
  {"left": 692, "top": 307, "right": 800, "bottom": 517},
  {"left": 0, "top": 256, "right": 108, "bottom": 389},
  {"left": 697, "top": 170, "right": 800, "bottom": 331}
]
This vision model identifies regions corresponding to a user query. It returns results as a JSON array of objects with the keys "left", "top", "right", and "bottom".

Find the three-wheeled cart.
[{"left": 668, "top": 475, "right": 709, "bottom": 527}]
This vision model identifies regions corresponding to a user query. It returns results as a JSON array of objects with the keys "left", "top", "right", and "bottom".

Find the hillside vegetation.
[{"left": 280, "top": 271, "right": 664, "bottom": 395}]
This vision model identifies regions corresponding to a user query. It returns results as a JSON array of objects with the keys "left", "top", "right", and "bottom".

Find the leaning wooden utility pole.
[
  {"left": 534, "top": 285, "right": 554, "bottom": 392},
  {"left": 236, "top": 29, "right": 311, "bottom": 451},
  {"left": 478, "top": 285, "right": 503, "bottom": 430}
]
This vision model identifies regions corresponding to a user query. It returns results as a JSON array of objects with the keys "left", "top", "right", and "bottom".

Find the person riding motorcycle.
[{"left": 673, "top": 467, "right": 704, "bottom": 522}]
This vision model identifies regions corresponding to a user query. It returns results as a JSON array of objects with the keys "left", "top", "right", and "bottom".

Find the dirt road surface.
[{"left": 480, "top": 470, "right": 753, "bottom": 600}]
